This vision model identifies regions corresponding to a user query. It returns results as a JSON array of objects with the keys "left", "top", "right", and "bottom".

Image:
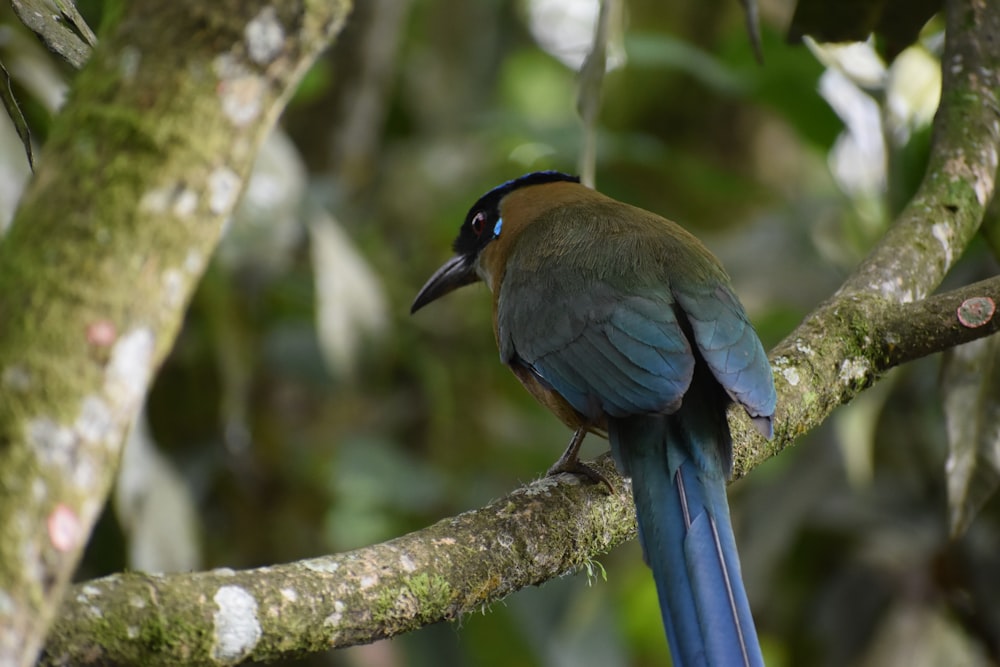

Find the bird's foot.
[
  {"left": 546, "top": 457, "right": 615, "bottom": 493},
  {"left": 546, "top": 428, "right": 615, "bottom": 493}
]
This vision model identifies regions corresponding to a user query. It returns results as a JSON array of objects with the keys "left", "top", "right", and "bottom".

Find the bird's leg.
[{"left": 546, "top": 428, "right": 614, "bottom": 493}]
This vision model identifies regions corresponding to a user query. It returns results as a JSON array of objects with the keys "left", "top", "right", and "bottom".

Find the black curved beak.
[{"left": 411, "top": 255, "right": 479, "bottom": 314}]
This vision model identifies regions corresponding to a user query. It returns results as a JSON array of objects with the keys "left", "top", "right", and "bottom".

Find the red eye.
[{"left": 470, "top": 211, "right": 486, "bottom": 237}]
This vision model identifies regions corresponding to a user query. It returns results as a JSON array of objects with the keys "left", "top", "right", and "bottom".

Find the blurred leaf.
[
  {"left": 885, "top": 45, "right": 940, "bottom": 144},
  {"left": 219, "top": 129, "right": 306, "bottom": 272},
  {"left": 718, "top": 26, "right": 843, "bottom": 150},
  {"left": 625, "top": 33, "right": 747, "bottom": 96},
  {"left": 788, "top": 0, "right": 942, "bottom": 60},
  {"left": 507, "top": 575, "right": 628, "bottom": 667},
  {"left": 500, "top": 49, "right": 576, "bottom": 124},
  {"left": 196, "top": 266, "right": 255, "bottom": 457},
  {"left": 885, "top": 45, "right": 938, "bottom": 216},
  {"left": 616, "top": 552, "right": 673, "bottom": 663},
  {"left": 818, "top": 65, "right": 887, "bottom": 213},
  {"left": 308, "top": 209, "right": 389, "bottom": 378},
  {"left": 114, "top": 416, "right": 202, "bottom": 573},
  {"left": 981, "top": 171, "right": 1000, "bottom": 261},
  {"left": 737, "top": 0, "right": 764, "bottom": 64},
  {"left": 834, "top": 371, "right": 897, "bottom": 487},
  {"left": 0, "top": 61, "right": 33, "bottom": 171},
  {"left": 289, "top": 57, "right": 333, "bottom": 107},
  {"left": 858, "top": 602, "right": 991, "bottom": 667},
  {"left": 325, "top": 437, "right": 447, "bottom": 549},
  {"left": 525, "top": 0, "right": 623, "bottom": 72},
  {"left": 941, "top": 336, "right": 1000, "bottom": 537}
]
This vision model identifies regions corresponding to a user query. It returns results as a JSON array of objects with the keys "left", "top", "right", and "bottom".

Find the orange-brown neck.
[{"left": 476, "top": 181, "right": 608, "bottom": 293}]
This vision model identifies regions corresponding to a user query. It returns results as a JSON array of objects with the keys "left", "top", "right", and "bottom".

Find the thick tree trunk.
[{"left": 0, "top": 2, "right": 351, "bottom": 665}]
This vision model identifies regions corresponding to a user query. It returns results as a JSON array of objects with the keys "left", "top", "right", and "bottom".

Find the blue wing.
[
  {"left": 674, "top": 284, "right": 777, "bottom": 435},
  {"left": 497, "top": 272, "right": 775, "bottom": 432},
  {"left": 497, "top": 280, "right": 694, "bottom": 422}
]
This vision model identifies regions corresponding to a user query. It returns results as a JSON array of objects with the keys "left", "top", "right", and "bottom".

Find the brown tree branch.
[
  {"left": 31, "top": 0, "right": 1000, "bottom": 664},
  {"left": 0, "top": 2, "right": 351, "bottom": 666},
  {"left": 884, "top": 276, "right": 1000, "bottom": 366}
]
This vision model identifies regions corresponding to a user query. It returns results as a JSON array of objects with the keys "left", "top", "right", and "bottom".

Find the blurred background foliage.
[{"left": 1, "top": 0, "right": 999, "bottom": 665}]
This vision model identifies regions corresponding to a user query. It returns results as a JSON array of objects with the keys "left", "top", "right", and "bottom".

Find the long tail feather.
[{"left": 610, "top": 415, "right": 763, "bottom": 667}]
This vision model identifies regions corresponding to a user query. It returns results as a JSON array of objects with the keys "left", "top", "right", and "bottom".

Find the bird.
[{"left": 411, "top": 170, "right": 777, "bottom": 666}]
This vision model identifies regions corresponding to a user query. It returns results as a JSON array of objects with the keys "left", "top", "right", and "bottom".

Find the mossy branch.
[
  {"left": 44, "top": 460, "right": 636, "bottom": 666},
  {"left": 9, "top": 0, "right": 94, "bottom": 68},
  {"left": 744, "top": 0, "right": 1000, "bottom": 474},
  {"left": 0, "top": 2, "right": 351, "bottom": 666}
]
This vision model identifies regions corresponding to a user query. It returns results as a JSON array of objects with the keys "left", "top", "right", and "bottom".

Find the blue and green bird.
[{"left": 412, "top": 171, "right": 777, "bottom": 667}]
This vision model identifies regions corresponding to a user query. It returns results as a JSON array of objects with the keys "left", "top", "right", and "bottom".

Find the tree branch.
[
  {"left": 44, "top": 457, "right": 635, "bottom": 665},
  {"left": 838, "top": 0, "right": 1000, "bottom": 302},
  {"left": 32, "top": 0, "right": 1000, "bottom": 664},
  {"left": 885, "top": 276, "right": 1000, "bottom": 366},
  {"left": 737, "top": 0, "right": 1000, "bottom": 474},
  {"left": 0, "top": 2, "right": 351, "bottom": 666},
  {"left": 9, "top": 0, "right": 93, "bottom": 69},
  {"left": 42, "top": 266, "right": 1000, "bottom": 666}
]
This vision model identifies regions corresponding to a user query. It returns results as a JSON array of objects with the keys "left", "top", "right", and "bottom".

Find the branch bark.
[
  {"left": 44, "top": 457, "right": 636, "bottom": 665},
  {"left": 9, "top": 0, "right": 94, "bottom": 68},
  {"left": 747, "top": 0, "right": 1000, "bottom": 473},
  {"left": 0, "top": 2, "right": 351, "bottom": 666},
  {"left": 25, "top": 0, "right": 1000, "bottom": 664}
]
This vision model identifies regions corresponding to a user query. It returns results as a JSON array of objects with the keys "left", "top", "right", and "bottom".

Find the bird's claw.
[{"left": 546, "top": 455, "right": 615, "bottom": 494}]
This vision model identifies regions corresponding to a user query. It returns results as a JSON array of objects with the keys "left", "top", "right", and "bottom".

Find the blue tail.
[{"left": 609, "top": 410, "right": 762, "bottom": 667}]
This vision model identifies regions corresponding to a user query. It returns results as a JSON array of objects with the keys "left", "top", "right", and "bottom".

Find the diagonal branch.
[
  {"left": 37, "top": 0, "right": 1000, "bottom": 664},
  {"left": 0, "top": 2, "right": 351, "bottom": 666},
  {"left": 9, "top": 0, "right": 92, "bottom": 68},
  {"left": 735, "top": 0, "right": 1000, "bottom": 475},
  {"left": 838, "top": 0, "right": 1000, "bottom": 302}
]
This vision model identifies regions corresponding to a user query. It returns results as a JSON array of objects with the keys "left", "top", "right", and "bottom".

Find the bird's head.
[{"left": 411, "top": 170, "right": 579, "bottom": 313}]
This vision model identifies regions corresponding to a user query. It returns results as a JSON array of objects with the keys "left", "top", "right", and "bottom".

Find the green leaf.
[
  {"left": 625, "top": 33, "right": 746, "bottom": 96},
  {"left": 941, "top": 336, "right": 1000, "bottom": 538},
  {"left": 737, "top": 0, "right": 764, "bottom": 64},
  {"left": 0, "top": 61, "right": 33, "bottom": 171}
]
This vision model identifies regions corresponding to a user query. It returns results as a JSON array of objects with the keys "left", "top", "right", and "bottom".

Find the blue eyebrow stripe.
[{"left": 494, "top": 218, "right": 503, "bottom": 237}]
